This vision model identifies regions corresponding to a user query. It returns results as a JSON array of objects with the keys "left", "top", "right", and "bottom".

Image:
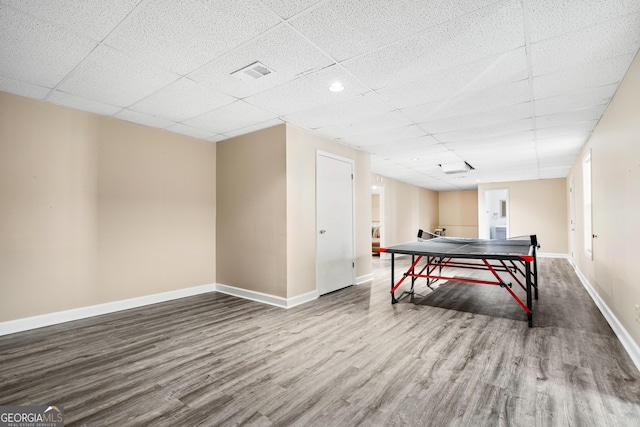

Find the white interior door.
[{"left": 317, "top": 152, "right": 354, "bottom": 295}]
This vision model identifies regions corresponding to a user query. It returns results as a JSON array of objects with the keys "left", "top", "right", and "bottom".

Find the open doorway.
[
  {"left": 371, "top": 184, "right": 384, "bottom": 257},
  {"left": 484, "top": 189, "right": 509, "bottom": 239}
]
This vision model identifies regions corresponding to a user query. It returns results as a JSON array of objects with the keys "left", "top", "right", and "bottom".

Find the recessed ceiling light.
[
  {"left": 412, "top": 157, "right": 420, "bottom": 161},
  {"left": 329, "top": 81, "right": 344, "bottom": 92}
]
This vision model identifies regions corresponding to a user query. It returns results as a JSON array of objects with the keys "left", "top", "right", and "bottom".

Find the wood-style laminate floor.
[{"left": 1, "top": 257, "right": 639, "bottom": 426}]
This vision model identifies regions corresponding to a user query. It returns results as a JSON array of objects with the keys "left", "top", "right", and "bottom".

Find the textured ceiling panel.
[
  {"left": 165, "top": 123, "right": 215, "bottom": 140},
  {"left": 260, "top": 0, "right": 323, "bottom": 19},
  {"left": 434, "top": 119, "right": 534, "bottom": 143},
  {"left": 341, "top": 124, "right": 427, "bottom": 147},
  {"left": 188, "top": 24, "right": 334, "bottom": 99},
  {"left": 114, "top": 109, "right": 176, "bottom": 130},
  {"left": 57, "top": 44, "right": 179, "bottom": 107},
  {"left": 525, "top": 0, "right": 640, "bottom": 43},
  {"left": 222, "top": 118, "right": 285, "bottom": 138},
  {"left": 184, "top": 101, "right": 278, "bottom": 135},
  {"left": 244, "top": 65, "right": 370, "bottom": 115},
  {"left": 47, "top": 90, "right": 122, "bottom": 116},
  {"left": 283, "top": 91, "right": 392, "bottom": 129},
  {"left": 3, "top": 0, "right": 638, "bottom": 191},
  {"left": 420, "top": 102, "right": 533, "bottom": 134},
  {"left": 342, "top": 0, "right": 526, "bottom": 89},
  {"left": 0, "top": 76, "right": 50, "bottom": 99},
  {"left": 104, "top": 0, "right": 281, "bottom": 74},
  {"left": 532, "top": 54, "right": 633, "bottom": 99},
  {"left": 2, "top": 0, "right": 140, "bottom": 41},
  {"left": 130, "top": 78, "right": 235, "bottom": 122},
  {"left": 290, "top": 0, "right": 497, "bottom": 61},
  {"left": 535, "top": 105, "right": 607, "bottom": 130},
  {"left": 535, "top": 122, "right": 598, "bottom": 139},
  {"left": 530, "top": 12, "right": 640, "bottom": 77},
  {"left": 400, "top": 78, "right": 531, "bottom": 124},
  {"left": 533, "top": 85, "right": 616, "bottom": 116},
  {"left": 377, "top": 48, "right": 528, "bottom": 110},
  {"left": 0, "top": 6, "right": 98, "bottom": 87},
  {"left": 313, "top": 111, "right": 413, "bottom": 140}
]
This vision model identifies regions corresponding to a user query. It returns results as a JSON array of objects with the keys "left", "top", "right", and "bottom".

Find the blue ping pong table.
[{"left": 380, "top": 231, "right": 539, "bottom": 327}]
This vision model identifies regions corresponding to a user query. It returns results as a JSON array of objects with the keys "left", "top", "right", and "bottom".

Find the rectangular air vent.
[
  {"left": 439, "top": 161, "right": 475, "bottom": 174},
  {"left": 231, "top": 61, "right": 273, "bottom": 82}
]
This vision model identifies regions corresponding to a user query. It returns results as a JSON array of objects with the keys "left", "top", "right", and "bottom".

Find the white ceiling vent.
[
  {"left": 439, "top": 161, "right": 475, "bottom": 174},
  {"left": 231, "top": 61, "right": 273, "bottom": 82}
]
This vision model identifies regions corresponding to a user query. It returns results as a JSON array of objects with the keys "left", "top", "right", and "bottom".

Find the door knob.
[{"left": 319, "top": 229, "right": 326, "bottom": 234}]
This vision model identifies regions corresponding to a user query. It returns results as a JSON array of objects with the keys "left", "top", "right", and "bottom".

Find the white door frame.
[
  {"left": 482, "top": 188, "right": 509, "bottom": 239},
  {"left": 569, "top": 174, "right": 576, "bottom": 266},
  {"left": 316, "top": 150, "right": 355, "bottom": 294}
]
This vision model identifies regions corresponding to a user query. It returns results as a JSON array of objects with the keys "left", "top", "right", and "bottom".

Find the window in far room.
[{"left": 583, "top": 151, "right": 592, "bottom": 258}]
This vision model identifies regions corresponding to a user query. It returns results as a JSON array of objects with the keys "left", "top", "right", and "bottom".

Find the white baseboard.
[
  {"left": 356, "top": 274, "right": 374, "bottom": 285},
  {"left": 215, "top": 283, "right": 318, "bottom": 309},
  {"left": 0, "top": 284, "right": 216, "bottom": 337},
  {"left": 574, "top": 267, "right": 640, "bottom": 373},
  {"left": 538, "top": 252, "right": 569, "bottom": 259}
]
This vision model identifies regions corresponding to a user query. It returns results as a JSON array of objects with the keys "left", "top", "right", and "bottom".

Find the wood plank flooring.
[{"left": 1, "top": 257, "right": 639, "bottom": 426}]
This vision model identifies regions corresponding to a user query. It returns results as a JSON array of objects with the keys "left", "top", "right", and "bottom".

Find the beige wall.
[
  {"left": 216, "top": 125, "right": 287, "bottom": 297},
  {"left": 478, "top": 179, "right": 567, "bottom": 254},
  {"left": 569, "top": 52, "right": 640, "bottom": 347},
  {"left": 372, "top": 175, "right": 439, "bottom": 246},
  {"left": 0, "top": 92, "right": 216, "bottom": 322},
  {"left": 439, "top": 190, "right": 479, "bottom": 238},
  {"left": 286, "top": 125, "right": 372, "bottom": 296},
  {"left": 371, "top": 194, "right": 380, "bottom": 222}
]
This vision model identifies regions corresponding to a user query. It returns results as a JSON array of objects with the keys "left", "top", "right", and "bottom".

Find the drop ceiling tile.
[
  {"left": 130, "top": 78, "right": 235, "bottom": 122},
  {"left": 104, "top": 0, "right": 281, "bottom": 74},
  {"left": 342, "top": 0, "right": 525, "bottom": 89},
  {"left": 184, "top": 101, "right": 278, "bottom": 134},
  {"left": 0, "top": 76, "right": 50, "bottom": 99},
  {"left": 532, "top": 54, "right": 633, "bottom": 100},
  {"left": 525, "top": 0, "right": 640, "bottom": 43},
  {"left": 530, "top": 13, "right": 640, "bottom": 77},
  {"left": 537, "top": 154, "right": 579, "bottom": 166},
  {"left": 57, "top": 44, "right": 180, "bottom": 107},
  {"left": 312, "top": 111, "right": 412, "bottom": 140},
  {"left": 47, "top": 90, "right": 122, "bottom": 116},
  {"left": 401, "top": 78, "right": 531, "bottom": 124},
  {"left": 535, "top": 122, "right": 598, "bottom": 139},
  {"left": 189, "top": 24, "right": 334, "bottom": 99},
  {"left": 283, "top": 92, "right": 392, "bottom": 129},
  {"left": 534, "top": 84, "right": 616, "bottom": 116},
  {"left": 361, "top": 136, "right": 442, "bottom": 156},
  {"left": 377, "top": 48, "right": 528, "bottom": 109},
  {"left": 165, "top": 123, "right": 215, "bottom": 140},
  {"left": 0, "top": 6, "right": 98, "bottom": 87},
  {"left": 3, "top": 0, "right": 140, "bottom": 41},
  {"left": 535, "top": 105, "right": 607, "bottom": 129},
  {"left": 244, "top": 65, "right": 370, "bottom": 115},
  {"left": 222, "top": 118, "right": 285, "bottom": 138},
  {"left": 113, "top": 109, "right": 177, "bottom": 129},
  {"left": 434, "top": 119, "right": 534, "bottom": 143},
  {"left": 341, "top": 124, "right": 427, "bottom": 147},
  {"left": 290, "top": 0, "right": 497, "bottom": 61},
  {"left": 261, "top": 0, "right": 323, "bottom": 19},
  {"left": 535, "top": 133, "right": 590, "bottom": 152},
  {"left": 445, "top": 131, "right": 534, "bottom": 150},
  {"left": 420, "top": 102, "right": 532, "bottom": 134}
]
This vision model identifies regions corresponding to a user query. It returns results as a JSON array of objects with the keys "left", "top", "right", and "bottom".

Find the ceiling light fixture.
[{"left": 329, "top": 81, "right": 344, "bottom": 92}]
